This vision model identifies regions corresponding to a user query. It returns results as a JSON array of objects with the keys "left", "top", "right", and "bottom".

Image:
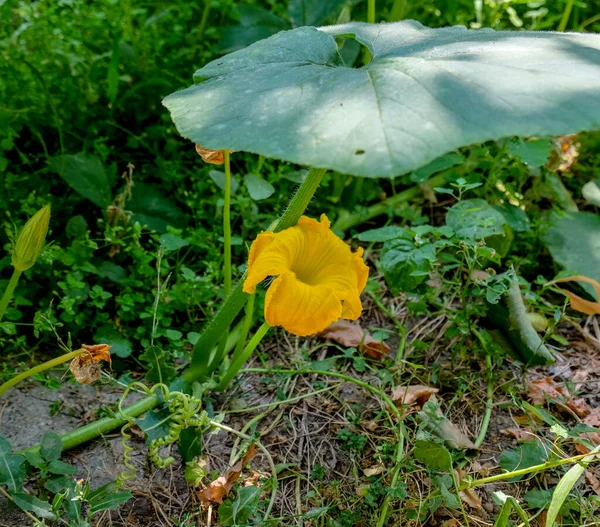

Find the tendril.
[{"left": 116, "top": 382, "right": 209, "bottom": 487}]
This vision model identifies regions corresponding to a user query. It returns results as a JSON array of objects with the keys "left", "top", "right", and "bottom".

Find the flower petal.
[
  {"left": 244, "top": 231, "right": 281, "bottom": 293},
  {"left": 264, "top": 271, "right": 342, "bottom": 336}
]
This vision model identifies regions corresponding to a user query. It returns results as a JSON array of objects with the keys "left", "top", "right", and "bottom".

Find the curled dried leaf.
[
  {"left": 318, "top": 319, "right": 390, "bottom": 360},
  {"left": 196, "top": 444, "right": 256, "bottom": 508},
  {"left": 195, "top": 144, "right": 233, "bottom": 165},
  {"left": 391, "top": 385, "right": 439, "bottom": 406},
  {"left": 548, "top": 275, "right": 600, "bottom": 316}
]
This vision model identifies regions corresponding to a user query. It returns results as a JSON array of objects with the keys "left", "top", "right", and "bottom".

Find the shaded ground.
[{"left": 1, "top": 301, "right": 600, "bottom": 526}]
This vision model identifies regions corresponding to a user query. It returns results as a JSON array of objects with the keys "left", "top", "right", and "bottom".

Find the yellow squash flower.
[{"left": 244, "top": 214, "right": 368, "bottom": 336}]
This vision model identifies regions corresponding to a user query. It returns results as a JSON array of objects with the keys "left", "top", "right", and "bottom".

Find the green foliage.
[
  {"left": 0, "top": 434, "right": 129, "bottom": 523},
  {"left": 413, "top": 440, "right": 453, "bottom": 472},
  {"left": 499, "top": 440, "right": 549, "bottom": 479},
  {"left": 219, "top": 485, "right": 261, "bottom": 526}
]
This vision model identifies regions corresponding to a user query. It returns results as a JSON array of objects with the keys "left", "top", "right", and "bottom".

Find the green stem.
[
  {"left": 223, "top": 151, "right": 232, "bottom": 296},
  {"left": 333, "top": 173, "right": 447, "bottom": 232},
  {"left": 465, "top": 451, "right": 600, "bottom": 489},
  {"left": 214, "top": 150, "right": 233, "bottom": 372},
  {"left": 230, "top": 293, "right": 255, "bottom": 365},
  {"left": 0, "top": 348, "right": 84, "bottom": 398},
  {"left": 185, "top": 167, "right": 327, "bottom": 381},
  {"left": 19, "top": 394, "right": 159, "bottom": 456},
  {"left": 0, "top": 268, "right": 22, "bottom": 322},
  {"left": 197, "top": 0, "right": 212, "bottom": 39},
  {"left": 216, "top": 322, "right": 270, "bottom": 391},
  {"left": 474, "top": 350, "right": 493, "bottom": 448},
  {"left": 368, "top": 0, "right": 376, "bottom": 23},
  {"left": 558, "top": 0, "right": 575, "bottom": 31}
]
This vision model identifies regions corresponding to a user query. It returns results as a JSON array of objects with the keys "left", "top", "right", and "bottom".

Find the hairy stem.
[
  {"left": 216, "top": 322, "right": 270, "bottom": 391},
  {"left": 185, "top": 167, "right": 327, "bottom": 381},
  {"left": 0, "top": 268, "right": 22, "bottom": 322},
  {"left": 19, "top": 394, "right": 159, "bottom": 455},
  {"left": 0, "top": 348, "right": 84, "bottom": 398}
]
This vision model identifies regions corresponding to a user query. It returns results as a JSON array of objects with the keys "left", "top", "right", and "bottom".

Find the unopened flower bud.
[{"left": 12, "top": 204, "right": 51, "bottom": 271}]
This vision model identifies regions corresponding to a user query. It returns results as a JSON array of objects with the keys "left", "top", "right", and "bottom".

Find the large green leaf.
[
  {"left": 163, "top": 22, "right": 600, "bottom": 178},
  {"left": 49, "top": 154, "right": 113, "bottom": 207}
]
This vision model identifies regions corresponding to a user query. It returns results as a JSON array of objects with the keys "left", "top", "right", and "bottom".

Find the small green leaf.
[
  {"left": 89, "top": 490, "right": 132, "bottom": 514},
  {"left": 209, "top": 170, "right": 239, "bottom": 193},
  {"left": 94, "top": 325, "right": 132, "bottom": 358},
  {"left": 304, "top": 506, "right": 330, "bottom": 519},
  {"left": 413, "top": 440, "right": 452, "bottom": 472},
  {"left": 66, "top": 215, "right": 88, "bottom": 238},
  {"left": 40, "top": 432, "right": 63, "bottom": 463},
  {"left": 495, "top": 203, "right": 530, "bottom": 233},
  {"left": 219, "top": 486, "right": 261, "bottom": 526},
  {"left": 508, "top": 137, "right": 553, "bottom": 167},
  {"left": 582, "top": 180, "right": 600, "bottom": 207},
  {"left": 499, "top": 441, "right": 549, "bottom": 480},
  {"left": 45, "top": 475, "right": 73, "bottom": 494},
  {"left": 410, "top": 152, "right": 464, "bottom": 183},
  {"left": 136, "top": 407, "right": 173, "bottom": 445},
  {"left": 356, "top": 226, "right": 407, "bottom": 242},
  {"left": 0, "top": 436, "right": 26, "bottom": 493},
  {"left": 165, "top": 329, "right": 183, "bottom": 341},
  {"left": 380, "top": 239, "right": 436, "bottom": 294},
  {"left": 524, "top": 488, "right": 553, "bottom": 509},
  {"left": 140, "top": 345, "right": 177, "bottom": 384},
  {"left": 178, "top": 428, "right": 203, "bottom": 462},
  {"left": 128, "top": 183, "right": 187, "bottom": 233},
  {"left": 244, "top": 173, "right": 275, "bottom": 200},
  {"left": 159, "top": 233, "right": 190, "bottom": 251},
  {"left": 445, "top": 199, "right": 506, "bottom": 240},
  {"left": 23, "top": 450, "right": 45, "bottom": 469},
  {"left": 12, "top": 492, "right": 57, "bottom": 520},
  {"left": 48, "top": 459, "right": 78, "bottom": 476},
  {"left": 93, "top": 261, "right": 126, "bottom": 282}
]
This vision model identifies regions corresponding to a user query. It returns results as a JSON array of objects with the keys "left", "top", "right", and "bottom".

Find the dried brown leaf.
[
  {"left": 419, "top": 395, "right": 476, "bottom": 450},
  {"left": 549, "top": 275, "right": 600, "bottom": 316},
  {"left": 576, "top": 408, "right": 600, "bottom": 453},
  {"left": 318, "top": 319, "right": 390, "bottom": 360},
  {"left": 566, "top": 397, "right": 591, "bottom": 418},
  {"left": 195, "top": 144, "right": 233, "bottom": 165},
  {"left": 196, "top": 444, "right": 256, "bottom": 508},
  {"left": 460, "top": 488, "right": 482, "bottom": 510},
  {"left": 363, "top": 464, "right": 386, "bottom": 477},
  {"left": 585, "top": 470, "right": 600, "bottom": 496},
  {"left": 391, "top": 385, "right": 439, "bottom": 406},
  {"left": 501, "top": 427, "right": 538, "bottom": 441},
  {"left": 527, "top": 377, "right": 567, "bottom": 405},
  {"left": 526, "top": 376, "right": 591, "bottom": 417}
]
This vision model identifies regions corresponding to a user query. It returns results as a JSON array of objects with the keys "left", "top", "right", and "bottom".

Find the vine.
[{"left": 116, "top": 382, "right": 209, "bottom": 487}]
